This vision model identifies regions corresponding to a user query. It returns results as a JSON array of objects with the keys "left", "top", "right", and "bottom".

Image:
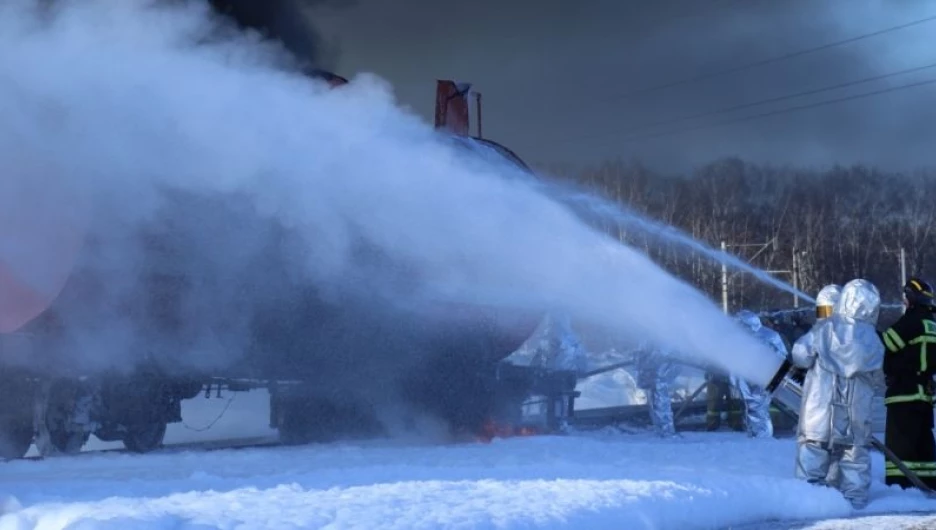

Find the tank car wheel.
[
  {"left": 277, "top": 405, "right": 317, "bottom": 446},
  {"left": 34, "top": 416, "right": 89, "bottom": 457},
  {"left": 121, "top": 421, "right": 167, "bottom": 454},
  {"left": 0, "top": 377, "right": 35, "bottom": 460},
  {"left": 34, "top": 381, "right": 92, "bottom": 457},
  {"left": 0, "top": 417, "right": 33, "bottom": 461}
]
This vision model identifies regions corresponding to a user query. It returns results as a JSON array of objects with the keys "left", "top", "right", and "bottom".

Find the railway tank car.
[{"left": 0, "top": 3, "right": 548, "bottom": 460}]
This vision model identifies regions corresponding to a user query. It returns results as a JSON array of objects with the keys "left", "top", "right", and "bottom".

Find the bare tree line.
[{"left": 538, "top": 157, "right": 935, "bottom": 313}]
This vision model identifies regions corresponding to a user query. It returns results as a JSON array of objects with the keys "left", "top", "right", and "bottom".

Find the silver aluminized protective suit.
[
  {"left": 636, "top": 342, "right": 680, "bottom": 437},
  {"left": 732, "top": 310, "right": 789, "bottom": 438},
  {"left": 528, "top": 313, "right": 588, "bottom": 374},
  {"left": 790, "top": 279, "right": 884, "bottom": 509},
  {"left": 813, "top": 284, "right": 842, "bottom": 487}
]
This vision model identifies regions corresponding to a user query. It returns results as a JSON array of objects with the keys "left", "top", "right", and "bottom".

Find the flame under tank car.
[{"left": 0, "top": 71, "right": 544, "bottom": 460}]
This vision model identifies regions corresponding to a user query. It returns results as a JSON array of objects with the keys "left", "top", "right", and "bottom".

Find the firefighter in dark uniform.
[{"left": 881, "top": 277, "right": 936, "bottom": 489}]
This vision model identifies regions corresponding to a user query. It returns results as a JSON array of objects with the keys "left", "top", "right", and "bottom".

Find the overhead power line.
[
  {"left": 612, "top": 77, "right": 936, "bottom": 143},
  {"left": 605, "top": 60, "right": 936, "bottom": 137},
  {"left": 607, "top": 13, "right": 936, "bottom": 102}
]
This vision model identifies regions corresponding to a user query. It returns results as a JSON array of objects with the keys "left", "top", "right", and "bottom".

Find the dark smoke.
[
  {"left": 207, "top": 0, "right": 357, "bottom": 70},
  {"left": 322, "top": 0, "right": 936, "bottom": 172}
]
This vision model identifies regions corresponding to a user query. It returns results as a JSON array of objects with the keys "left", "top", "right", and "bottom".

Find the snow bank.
[
  {"left": 572, "top": 347, "right": 707, "bottom": 410},
  {"left": 575, "top": 369, "right": 645, "bottom": 409},
  {"left": 2, "top": 431, "right": 934, "bottom": 529}
]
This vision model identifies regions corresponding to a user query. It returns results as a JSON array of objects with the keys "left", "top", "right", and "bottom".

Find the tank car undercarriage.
[{"left": 0, "top": 360, "right": 580, "bottom": 460}]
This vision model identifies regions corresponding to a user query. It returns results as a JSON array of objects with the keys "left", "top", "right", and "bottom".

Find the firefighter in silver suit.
[
  {"left": 807, "top": 284, "right": 843, "bottom": 486},
  {"left": 528, "top": 312, "right": 588, "bottom": 374},
  {"left": 526, "top": 312, "right": 588, "bottom": 432},
  {"left": 636, "top": 341, "right": 680, "bottom": 437},
  {"left": 733, "top": 310, "right": 788, "bottom": 438},
  {"left": 790, "top": 279, "right": 884, "bottom": 509}
]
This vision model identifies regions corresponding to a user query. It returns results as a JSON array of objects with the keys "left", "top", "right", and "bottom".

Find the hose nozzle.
[{"left": 765, "top": 358, "right": 793, "bottom": 394}]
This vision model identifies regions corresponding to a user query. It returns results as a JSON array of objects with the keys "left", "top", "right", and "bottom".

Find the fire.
[{"left": 475, "top": 419, "right": 542, "bottom": 443}]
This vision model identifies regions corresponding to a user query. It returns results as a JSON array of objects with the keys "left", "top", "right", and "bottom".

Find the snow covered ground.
[
  {"left": 3, "top": 390, "right": 936, "bottom": 530},
  {"left": 737, "top": 514, "right": 936, "bottom": 530}
]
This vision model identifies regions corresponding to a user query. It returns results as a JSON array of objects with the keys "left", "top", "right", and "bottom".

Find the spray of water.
[
  {"left": 542, "top": 182, "right": 816, "bottom": 304},
  {"left": 457, "top": 140, "right": 813, "bottom": 303},
  {"left": 0, "top": 0, "right": 787, "bottom": 402}
]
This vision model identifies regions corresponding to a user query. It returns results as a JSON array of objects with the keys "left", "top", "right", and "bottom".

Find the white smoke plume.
[{"left": 0, "top": 0, "right": 783, "bottom": 398}]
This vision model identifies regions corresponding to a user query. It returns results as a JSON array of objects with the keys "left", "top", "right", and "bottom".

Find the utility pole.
[
  {"left": 789, "top": 248, "right": 808, "bottom": 308},
  {"left": 474, "top": 92, "right": 483, "bottom": 139},
  {"left": 885, "top": 246, "right": 909, "bottom": 300},
  {"left": 721, "top": 238, "right": 775, "bottom": 314},
  {"left": 721, "top": 240, "right": 729, "bottom": 314},
  {"left": 791, "top": 248, "right": 799, "bottom": 308},
  {"left": 900, "top": 247, "right": 907, "bottom": 288}
]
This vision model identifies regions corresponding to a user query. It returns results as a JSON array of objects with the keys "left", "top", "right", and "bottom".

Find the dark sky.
[{"left": 299, "top": 0, "right": 936, "bottom": 173}]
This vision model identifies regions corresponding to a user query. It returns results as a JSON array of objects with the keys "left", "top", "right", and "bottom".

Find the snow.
[
  {"left": 3, "top": 391, "right": 935, "bottom": 530},
  {"left": 736, "top": 514, "right": 936, "bottom": 529},
  {"left": 573, "top": 348, "right": 709, "bottom": 410},
  {"left": 575, "top": 368, "right": 645, "bottom": 409}
]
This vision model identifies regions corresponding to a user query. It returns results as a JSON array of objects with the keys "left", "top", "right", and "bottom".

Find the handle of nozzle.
[{"left": 765, "top": 358, "right": 793, "bottom": 394}]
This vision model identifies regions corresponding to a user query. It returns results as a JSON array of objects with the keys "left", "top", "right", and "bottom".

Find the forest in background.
[{"left": 535, "top": 157, "right": 934, "bottom": 314}]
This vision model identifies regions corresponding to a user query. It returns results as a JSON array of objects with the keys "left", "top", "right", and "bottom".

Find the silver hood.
[
  {"left": 816, "top": 284, "right": 842, "bottom": 308},
  {"left": 834, "top": 279, "right": 880, "bottom": 324}
]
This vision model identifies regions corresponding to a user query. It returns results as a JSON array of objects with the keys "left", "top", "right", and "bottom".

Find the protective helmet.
[
  {"left": 815, "top": 284, "right": 842, "bottom": 319},
  {"left": 904, "top": 277, "right": 936, "bottom": 309}
]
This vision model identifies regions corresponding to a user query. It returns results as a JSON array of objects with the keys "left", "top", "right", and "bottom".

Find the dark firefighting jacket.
[{"left": 881, "top": 306, "right": 936, "bottom": 405}]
